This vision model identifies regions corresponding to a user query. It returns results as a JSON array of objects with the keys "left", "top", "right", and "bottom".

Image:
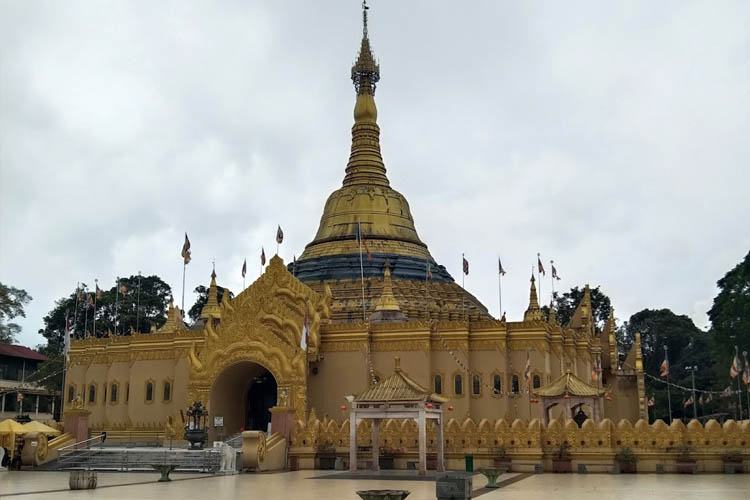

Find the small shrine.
[
  {"left": 348, "top": 358, "right": 447, "bottom": 475},
  {"left": 533, "top": 370, "right": 607, "bottom": 425}
]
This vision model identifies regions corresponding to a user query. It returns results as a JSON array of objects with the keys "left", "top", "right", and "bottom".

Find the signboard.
[{"left": 214, "top": 416, "right": 224, "bottom": 427}]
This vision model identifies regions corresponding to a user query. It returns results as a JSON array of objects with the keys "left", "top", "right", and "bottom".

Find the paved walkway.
[{"left": 1, "top": 470, "right": 749, "bottom": 499}]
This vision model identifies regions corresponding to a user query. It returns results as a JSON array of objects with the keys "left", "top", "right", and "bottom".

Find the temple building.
[{"left": 64, "top": 5, "right": 645, "bottom": 450}]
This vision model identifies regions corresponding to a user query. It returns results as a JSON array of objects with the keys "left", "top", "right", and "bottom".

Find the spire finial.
[{"left": 362, "top": 0, "right": 369, "bottom": 39}]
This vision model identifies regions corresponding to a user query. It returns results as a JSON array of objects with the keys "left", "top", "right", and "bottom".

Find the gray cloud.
[{"left": 2, "top": 0, "right": 748, "bottom": 347}]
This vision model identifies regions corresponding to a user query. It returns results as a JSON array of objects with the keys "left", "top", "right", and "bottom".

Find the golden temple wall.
[{"left": 292, "top": 415, "right": 750, "bottom": 472}]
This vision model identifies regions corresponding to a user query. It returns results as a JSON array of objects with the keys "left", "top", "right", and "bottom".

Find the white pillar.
[
  {"left": 436, "top": 415, "right": 445, "bottom": 472},
  {"left": 1, "top": 393, "right": 5, "bottom": 413},
  {"left": 418, "top": 407, "right": 427, "bottom": 476},
  {"left": 372, "top": 419, "right": 380, "bottom": 471},
  {"left": 349, "top": 412, "right": 357, "bottom": 472},
  {"left": 35, "top": 394, "right": 39, "bottom": 416},
  {"left": 51, "top": 397, "right": 56, "bottom": 418}
]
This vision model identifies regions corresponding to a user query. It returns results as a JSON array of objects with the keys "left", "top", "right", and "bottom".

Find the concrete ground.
[{"left": 1, "top": 470, "right": 749, "bottom": 499}]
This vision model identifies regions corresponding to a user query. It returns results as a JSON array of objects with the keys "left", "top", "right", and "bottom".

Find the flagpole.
[
  {"left": 93, "top": 278, "right": 98, "bottom": 338},
  {"left": 358, "top": 220, "right": 366, "bottom": 322},
  {"left": 498, "top": 268, "right": 502, "bottom": 320},
  {"left": 115, "top": 277, "right": 119, "bottom": 335},
  {"left": 461, "top": 253, "right": 466, "bottom": 320},
  {"left": 550, "top": 260, "right": 555, "bottom": 304},
  {"left": 734, "top": 346, "right": 744, "bottom": 422},
  {"left": 83, "top": 289, "right": 89, "bottom": 338},
  {"left": 73, "top": 282, "right": 80, "bottom": 340},
  {"left": 537, "top": 253, "right": 542, "bottom": 309},
  {"left": 744, "top": 351, "right": 749, "bottom": 418},
  {"left": 182, "top": 262, "right": 186, "bottom": 313},
  {"left": 136, "top": 271, "right": 142, "bottom": 333},
  {"left": 664, "top": 345, "right": 672, "bottom": 424}
]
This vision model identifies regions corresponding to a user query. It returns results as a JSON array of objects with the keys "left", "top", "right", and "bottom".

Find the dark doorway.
[{"left": 245, "top": 370, "right": 277, "bottom": 432}]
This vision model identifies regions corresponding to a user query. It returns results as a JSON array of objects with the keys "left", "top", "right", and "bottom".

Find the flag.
[
  {"left": 64, "top": 311, "right": 71, "bottom": 361},
  {"left": 76, "top": 290, "right": 83, "bottom": 301},
  {"left": 551, "top": 261, "right": 561, "bottom": 281},
  {"left": 181, "top": 233, "right": 191, "bottom": 265},
  {"left": 721, "top": 386, "right": 732, "bottom": 397},
  {"left": 647, "top": 396, "right": 655, "bottom": 407},
  {"left": 743, "top": 364, "right": 750, "bottom": 386},
  {"left": 426, "top": 260, "right": 433, "bottom": 280},
  {"left": 683, "top": 395, "right": 693, "bottom": 408},
  {"left": 276, "top": 225, "right": 284, "bottom": 244},
  {"left": 241, "top": 259, "right": 247, "bottom": 278},
  {"left": 261, "top": 247, "right": 266, "bottom": 266},
  {"left": 524, "top": 357, "right": 531, "bottom": 384},
  {"left": 355, "top": 222, "right": 372, "bottom": 261},
  {"left": 498, "top": 258, "right": 506, "bottom": 276},
  {"left": 591, "top": 367, "right": 598, "bottom": 382},
  {"left": 95, "top": 284, "right": 102, "bottom": 300},
  {"left": 119, "top": 283, "right": 127, "bottom": 296},
  {"left": 660, "top": 359, "right": 669, "bottom": 377},
  {"left": 463, "top": 256, "right": 469, "bottom": 275},
  {"left": 537, "top": 253, "right": 545, "bottom": 276},
  {"left": 300, "top": 302, "right": 309, "bottom": 351},
  {"left": 729, "top": 354, "right": 741, "bottom": 378},
  {"left": 705, "top": 393, "right": 712, "bottom": 403},
  {"left": 87, "top": 294, "right": 94, "bottom": 307}
]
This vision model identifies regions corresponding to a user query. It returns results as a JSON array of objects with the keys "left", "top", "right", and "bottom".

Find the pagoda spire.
[
  {"left": 524, "top": 271, "right": 543, "bottom": 322},
  {"left": 343, "top": 0, "right": 389, "bottom": 188},
  {"left": 200, "top": 266, "right": 222, "bottom": 320}
]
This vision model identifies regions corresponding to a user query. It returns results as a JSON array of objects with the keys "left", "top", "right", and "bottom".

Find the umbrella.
[
  {"left": 21, "top": 420, "right": 61, "bottom": 436},
  {"left": 0, "top": 419, "right": 26, "bottom": 434}
]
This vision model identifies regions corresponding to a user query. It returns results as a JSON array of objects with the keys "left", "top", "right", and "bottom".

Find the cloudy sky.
[{"left": 2, "top": 1, "right": 748, "bottom": 348}]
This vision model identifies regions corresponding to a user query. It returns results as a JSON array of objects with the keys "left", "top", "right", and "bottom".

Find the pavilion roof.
[
  {"left": 355, "top": 358, "right": 448, "bottom": 403},
  {"left": 533, "top": 371, "right": 606, "bottom": 397}
]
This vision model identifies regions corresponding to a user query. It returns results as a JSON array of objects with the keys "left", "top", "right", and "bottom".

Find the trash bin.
[
  {"left": 289, "top": 455, "right": 299, "bottom": 471},
  {"left": 464, "top": 454, "right": 474, "bottom": 472},
  {"left": 437, "top": 471, "right": 473, "bottom": 500}
]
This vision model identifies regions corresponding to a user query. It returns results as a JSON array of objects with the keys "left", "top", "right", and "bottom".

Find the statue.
[
  {"left": 219, "top": 442, "right": 236, "bottom": 472},
  {"left": 73, "top": 393, "right": 84, "bottom": 409}
]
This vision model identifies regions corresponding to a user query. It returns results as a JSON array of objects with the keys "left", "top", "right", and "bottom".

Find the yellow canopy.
[
  {"left": 22, "top": 420, "right": 61, "bottom": 436},
  {"left": 0, "top": 419, "right": 27, "bottom": 434}
]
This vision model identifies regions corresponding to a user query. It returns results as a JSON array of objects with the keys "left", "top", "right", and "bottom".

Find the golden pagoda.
[{"left": 62, "top": 3, "right": 646, "bottom": 465}]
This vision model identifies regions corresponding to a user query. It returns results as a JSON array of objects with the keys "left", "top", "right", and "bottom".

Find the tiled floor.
[{"left": 1, "top": 470, "right": 749, "bottom": 500}]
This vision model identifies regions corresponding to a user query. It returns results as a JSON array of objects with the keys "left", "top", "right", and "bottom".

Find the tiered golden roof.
[
  {"left": 533, "top": 371, "right": 606, "bottom": 397},
  {"left": 355, "top": 358, "right": 448, "bottom": 403}
]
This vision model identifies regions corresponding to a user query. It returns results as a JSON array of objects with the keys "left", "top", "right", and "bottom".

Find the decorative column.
[
  {"left": 349, "top": 411, "right": 357, "bottom": 472},
  {"left": 269, "top": 406, "right": 296, "bottom": 442},
  {"left": 436, "top": 415, "right": 445, "bottom": 472},
  {"left": 63, "top": 408, "right": 91, "bottom": 447},
  {"left": 371, "top": 418, "right": 380, "bottom": 471},
  {"left": 418, "top": 407, "right": 427, "bottom": 475}
]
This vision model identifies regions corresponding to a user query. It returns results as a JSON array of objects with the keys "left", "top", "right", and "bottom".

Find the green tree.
[
  {"left": 187, "top": 285, "right": 233, "bottom": 323},
  {"left": 0, "top": 282, "right": 32, "bottom": 343},
  {"left": 38, "top": 275, "right": 172, "bottom": 355},
  {"left": 626, "top": 308, "right": 714, "bottom": 421},
  {"left": 707, "top": 250, "right": 750, "bottom": 381}
]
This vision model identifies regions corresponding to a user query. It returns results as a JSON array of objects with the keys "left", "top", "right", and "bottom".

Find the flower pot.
[
  {"left": 427, "top": 454, "right": 438, "bottom": 470},
  {"left": 69, "top": 470, "right": 97, "bottom": 490},
  {"left": 379, "top": 456, "right": 395, "bottom": 470},
  {"left": 675, "top": 460, "right": 696, "bottom": 474},
  {"left": 616, "top": 461, "right": 636, "bottom": 474},
  {"left": 722, "top": 460, "right": 743, "bottom": 474},
  {"left": 318, "top": 455, "right": 336, "bottom": 470},
  {"left": 356, "top": 490, "right": 410, "bottom": 500},
  {"left": 552, "top": 458, "right": 572, "bottom": 473},
  {"left": 493, "top": 457, "right": 512, "bottom": 471}
]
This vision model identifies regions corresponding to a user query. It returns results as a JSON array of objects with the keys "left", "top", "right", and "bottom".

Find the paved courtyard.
[{"left": 1, "top": 470, "right": 749, "bottom": 499}]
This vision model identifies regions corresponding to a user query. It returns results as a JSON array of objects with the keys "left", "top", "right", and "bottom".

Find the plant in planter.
[
  {"left": 675, "top": 444, "right": 696, "bottom": 474},
  {"left": 614, "top": 447, "right": 638, "bottom": 473},
  {"left": 552, "top": 442, "right": 572, "bottom": 473},
  {"left": 721, "top": 451, "right": 743, "bottom": 474},
  {"left": 316, "top": 441, "right": 337, "bottom": 470},
  {"left": 492, "top": 445, "right": 512, "bottom": 471},
  {"left": 379, "top": 447, "right": 404, "bottom": 470}
]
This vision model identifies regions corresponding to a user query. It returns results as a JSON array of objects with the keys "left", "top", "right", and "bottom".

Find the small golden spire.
[
  {"left": 524, "top": 270, "right": 543, "bottom": 321},
  {"left": 394, "top": 356, "right": 401, "bottom": 372},
  {"left": 200, "top": 268, "right": 222, "bottom": 320},
  {"left": 375, "top": 261, "right": 400, "bottom": 312}
]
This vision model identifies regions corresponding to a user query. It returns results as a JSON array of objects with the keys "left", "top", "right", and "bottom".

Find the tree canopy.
[
  {"left": 708, "top": 250, "right": 750, "bottom": 379},
  {"left": 38, "top": 275, "right": 172, "bottom": 355},
  {"left": 543, "top": 285, "right": 612, "bottom": 331},
  {"left": 0, "top": 282, "right": 32, "bottom": 343},
  {"left": 627, "top": 308, "right": 714, "bottom": 421}
]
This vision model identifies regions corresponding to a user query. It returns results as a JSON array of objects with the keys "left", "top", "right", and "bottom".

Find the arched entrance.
[{"left": 209, "top": 361, "right": 278, "bottom": 441}]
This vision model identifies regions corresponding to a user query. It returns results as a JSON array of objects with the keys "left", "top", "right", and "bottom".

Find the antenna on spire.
[{"left": 362, "top": 0, "right": 369, "bottom": 39}]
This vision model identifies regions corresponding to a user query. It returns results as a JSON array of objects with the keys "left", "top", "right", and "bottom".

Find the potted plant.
[
  {"left": 379, "top": 447, "right": 403, "bottom": 470},
  {"left": 316, "top": 441, "right": 337, "bottom": 470},
  {"left": 675, "top": 444, "right": 696, "bottom": 474},
  {"left": 552, "top": 442, "right": 572, "bottom": 473},
  {"left": 721, "top": 451, "right": 743, "bottom": 474},
  {"left": 614, "top": 447, "right": 638, "bottom": 473},
  {"left": 492, "top": 445, "right": 512, "bottom": 471}
]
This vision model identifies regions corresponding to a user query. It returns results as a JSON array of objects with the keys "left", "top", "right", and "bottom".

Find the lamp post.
[{"left": 685, "top": 365, "right": 698, "bottom": 420}]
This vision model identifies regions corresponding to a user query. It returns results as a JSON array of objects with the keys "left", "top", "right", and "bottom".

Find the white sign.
[{"left": 214, "top": 416, "right": 224, "bottom": 427}]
